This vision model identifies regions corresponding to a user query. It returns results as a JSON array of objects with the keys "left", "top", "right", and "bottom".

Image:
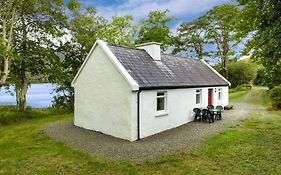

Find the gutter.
[
  {"left": 139, "top": 84, "right": 229, "bottom": 90},
  {"left": 137, "top": 90, "right": 141, "bottom": 140}
]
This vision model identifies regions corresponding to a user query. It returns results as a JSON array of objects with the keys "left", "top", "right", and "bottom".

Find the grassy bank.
[
  {"left": 0, "top": 106, "right": 70, "bottom": 126},
  {"left": 0, "top": 88, "right": 280, "bottom": 174}
]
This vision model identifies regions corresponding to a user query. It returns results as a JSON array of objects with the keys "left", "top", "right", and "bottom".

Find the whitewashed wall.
[
  {"left": 139, "top": 86, "right": 228, "bottom": 138},
  {"left": 74, "top": 45, "right": 138, "bottom": 141},
  {"left": 212, "top": 86, "right": 229, "bottom": 107}
]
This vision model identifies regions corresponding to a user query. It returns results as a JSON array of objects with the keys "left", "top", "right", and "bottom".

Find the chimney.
[{"left": 136, "top": 42, "right": 161, "bottom": 61}]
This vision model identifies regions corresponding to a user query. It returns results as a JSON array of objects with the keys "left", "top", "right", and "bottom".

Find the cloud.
[{"left": 94, "top": 0, "right": 231, "bottom": 21}]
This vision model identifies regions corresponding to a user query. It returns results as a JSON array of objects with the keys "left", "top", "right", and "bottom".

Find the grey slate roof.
[{"left": 108, "top": 44, "right": 229, "bottom": 89}]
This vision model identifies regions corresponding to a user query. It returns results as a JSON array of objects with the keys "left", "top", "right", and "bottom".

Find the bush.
[
  {"left": 269, "top": 85, "right": 281, "bottom": 109},
  {"left": 228, "top": 60, "right": 258, "bottom": 88},
  {"left": 254, "top": 67, "right": 267, "bottom": 86}
]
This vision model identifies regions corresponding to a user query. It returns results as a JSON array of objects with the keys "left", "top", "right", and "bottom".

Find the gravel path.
[{"left": 42, "top": 91, "right": 264, "bottom": 161}]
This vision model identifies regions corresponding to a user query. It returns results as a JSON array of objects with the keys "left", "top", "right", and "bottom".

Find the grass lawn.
[
  {"left": 229, "top": 89, "right": 249, "bottom": 101},
  {"left": 0, "top": 88, "right": 281, "bottom": 174}
]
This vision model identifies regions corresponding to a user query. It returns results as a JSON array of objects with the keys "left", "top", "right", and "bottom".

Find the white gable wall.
[
  {"left": 74, "top": 45, "right": 138, "bottom": 141},
  {"left": 139, "top": 86, "right": 228, "bottom": 138}
]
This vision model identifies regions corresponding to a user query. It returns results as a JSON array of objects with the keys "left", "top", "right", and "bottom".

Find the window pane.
[
  {"left": 196, "top": 94, "right": 200, "bottom": 104},
  {"left": 218, "top": 88, "right": 222, "bottom": 100},
  {"left": 157, "top": 97, "right": 165, "bottom": 111},
  {"left": 196, "top": 89, "right": 201, "bottom": 104}
]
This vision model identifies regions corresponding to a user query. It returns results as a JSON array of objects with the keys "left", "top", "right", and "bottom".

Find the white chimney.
[{"left": 136, "top": 42, "right": 161, "bottom": 61}]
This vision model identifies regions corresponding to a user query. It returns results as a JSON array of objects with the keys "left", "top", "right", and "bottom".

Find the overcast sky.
[{"left": 78, "top": 0, "right": 233, "bottom": 33}]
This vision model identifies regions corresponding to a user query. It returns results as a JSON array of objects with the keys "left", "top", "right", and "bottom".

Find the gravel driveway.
[{"left": 42, "top": 100, "right": 264, "bottom": 161}]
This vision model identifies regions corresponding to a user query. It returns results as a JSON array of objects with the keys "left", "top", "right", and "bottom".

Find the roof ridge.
[
  {"left": 161, "top": 53, "right": 200, "bottom": 61},
  {"left": 107, "top": 42, "right": 145, "bottom": 51},
  {"left": 107, "top": 42, "right": 200, "bottom": 61}
]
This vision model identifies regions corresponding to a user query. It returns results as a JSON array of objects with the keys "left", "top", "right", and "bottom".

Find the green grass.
[
  {"left": 247, "top": 87, "right": 272, "bottom": 108},
  {"left": 0, "top": 87, "right": 281, "bottom": 174},
  {"left": 229, "top": 86, "right": 272, "bottom": 108},
  {"left": 0, "top": 106, "right": 70, "bottom": 125},
  {"left": 229, "top": 89, "right": 249, "bottom": 101}
]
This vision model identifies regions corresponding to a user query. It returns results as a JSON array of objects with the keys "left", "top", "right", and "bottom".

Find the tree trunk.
[
  {"left": 14, "top": 14, "right": 29, "bottom": 111},
  {"left": 221, "top": 31, "right": 229, "bottom": 80},
  {"left": 0, "top": 58, "right": 10, "bottom": 87},
  {"left": 0, "top": 7, "right": 16, "bottom": 87},
  {"left": 15, "top": 72, "right": 28, "bottom": 111},
  {"left": 221, "top": 55, "right": 228, "bottom": 79}
]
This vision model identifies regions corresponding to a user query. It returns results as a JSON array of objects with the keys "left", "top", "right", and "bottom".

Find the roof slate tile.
[{"left": 108, "top": 44, "right": 229, "bottom": 89}]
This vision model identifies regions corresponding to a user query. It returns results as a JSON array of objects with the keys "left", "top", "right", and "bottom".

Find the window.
[
  {"left": 196, "top": 89, "right": 201, "bottom": 104},
  {"left": 218, "top": 88, "right": 222, "bottom": 101},
  {"left": 157, "top": 92, "right": 166, "bottom": 111}
]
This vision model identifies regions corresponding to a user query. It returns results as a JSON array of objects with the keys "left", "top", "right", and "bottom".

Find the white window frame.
[
  {"left": 218, "top": 88, "right": 222, "bottom": 101},
  {"left": 196, "top": 89, "right": 202, "bottom": 105},
  {"left": 156, "top": 91, "right": 168, "bottom": 116}
]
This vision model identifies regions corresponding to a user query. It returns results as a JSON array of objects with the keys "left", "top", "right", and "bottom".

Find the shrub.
[
  {"left": 254, "top": 67, "right": 267, "bottom": 86},
  {"left": 269, "top": 85, "right": 281, "bottom": 109},
  {"left": 228, "top": 60, "right": 258, "bottom": 88}
]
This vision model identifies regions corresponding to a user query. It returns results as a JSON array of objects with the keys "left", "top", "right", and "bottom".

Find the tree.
[
  {"left": 0, "top": 0, "right": 21, "bottom": 87},
  {"left": 227, "top": 60, "right": 258, "bottom": 88},
  {"left": 98, "top": 15, "right": 136, "bottom": 46},
  {"left": 237, "top": 0, "right": 281, "bottom": 89},
  {"left": 52, "top": 1, "right": 105, "bottom": 110},
  {"left": 136, "top": 10, "right": 174, "bottom": 49},
  {"left": 6, "top": 0, "right": 67, "bottom": 111},
  {"left": 173, "top": 17, "right": 209, "bottom": 59},
  {"left": 269, "top": 85, "right": 281, "bottom": 109},
  {"left": 204, "top": 4, "right": 241, "bottom": 79}
]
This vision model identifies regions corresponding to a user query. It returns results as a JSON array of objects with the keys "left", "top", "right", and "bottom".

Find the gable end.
[{"left": 71, "top": 40, "right": 139, "bottom": 90}]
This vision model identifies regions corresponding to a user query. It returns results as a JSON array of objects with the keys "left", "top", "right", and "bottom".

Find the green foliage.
[
  {"left": 254, "top": 66, "right": 267, "bottom": 86},
  {"left": 66, "top": 0, "right": 81, "bottom": 11},
  {"left": 228, "top": 60, "right": 258, "bottom": 88},
  {"left": 269, "top": 85, "right": 281, "bottom": 109},
  {"left": 237, "top": 0, "right": 281, "bottom": 89},
  {"left": 203, "top": 4, "right": 241, "bottom": 78},
  {"left": 98, "top": 15, "right": 136, "bottom": 46},
  {"left": 137, "top": 10, "right": 174, "bottom": 49},
  {"left": 1, "top": 0, "right": 67, "bottom": 111},
  {"left": 175, "top": 4, "right": 242, "bottom": 77},
  {"left": 173, "top": 17, "right": 209, "bottom": 58}
]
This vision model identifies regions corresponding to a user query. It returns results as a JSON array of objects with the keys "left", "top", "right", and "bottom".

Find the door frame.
[{"left": 208, "top": 88, "right": 213, "bottom": 105}]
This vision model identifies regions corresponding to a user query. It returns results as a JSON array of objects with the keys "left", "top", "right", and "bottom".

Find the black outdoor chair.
[
  {"left": 202, "top": 109, "right": 214, "bottom": 123},
  {"left": 207, "top": 105, "right": 214, "bottom": 110},
  {"left": 193, "top": 108, "right": 202, "bottom": 122},
  {"left": 215, "top": 105, "right": 223, "bottom": 120}
]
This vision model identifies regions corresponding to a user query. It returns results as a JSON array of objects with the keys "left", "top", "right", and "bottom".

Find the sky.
[{"left": 78, "top": 0, "right": 233, "bottom": 34}]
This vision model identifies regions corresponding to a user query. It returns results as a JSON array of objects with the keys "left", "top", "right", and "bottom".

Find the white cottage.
[{"left": 71, "top": 40, "right": 230, "bottom": 141}]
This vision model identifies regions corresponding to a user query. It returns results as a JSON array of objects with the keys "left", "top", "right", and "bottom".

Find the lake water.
[{"left": 0, "top": 83, "right": 57, "bottom": 108}]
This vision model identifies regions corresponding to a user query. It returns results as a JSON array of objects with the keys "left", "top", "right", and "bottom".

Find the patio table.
[
  {"left": 209, "top": 109, "right": 219, "bottom": 114},
  {"left": 209, "top": 109, "right": 219, "bottom": 119}
]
